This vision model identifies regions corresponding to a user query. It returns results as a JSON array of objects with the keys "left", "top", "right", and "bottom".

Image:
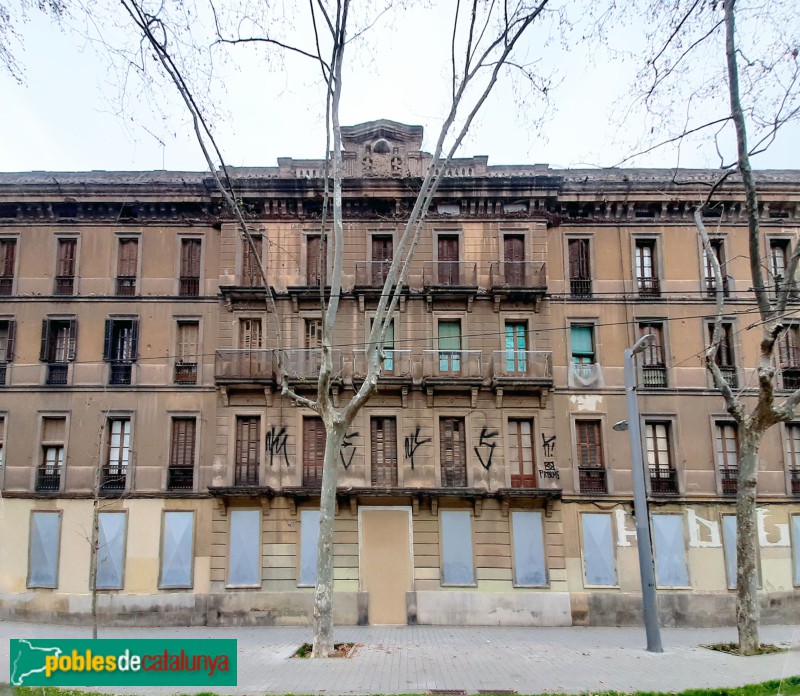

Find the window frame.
[
  {"left": 579, "top": 511, "right": 618, "bottom": 588},
  {"left": 0, "top": 236, "right": 19, "bottom": 295},
  {"left": 103, "top": 416, "right": 132, "bottom": 492},
  {"left": 174, "top": 317, "right": 201, "bottom": 385},
  {"left": 650, "top": 512, "right": 691, "bottom": 589},
  {"left": 54, "top": 234, "right": 79, "bottom": 296},
  {"left": 115, "top": 234, "right": 140, "bottom": 296},
  {"left": 226, "top": 508, "right": 262, "bottom": 589},
  {"left": 158, "top": 510, "right": 196, "bottom": 590},
  {"left": 94, "top": 510, "right": 128, "bottom": 590},
  {"left": 370, "top": 415, "right": 399, "bottom": 487},
  {"left": 27, "top": 509, "right": 63, "bottom": 589},
  {"left": 178, "top": 235, "right": 204, "bottom": 296},
  {"left": 569, "top": 322, "right": 596, "bottom": 365},
  {"left": 637, "top": 319, "right": 668, "bottom": 387},
  {"left": 713, "top": 419, "right": 739, "bottom": 496},
  {"left": 298, "top": 508, "right": 321, "bottom": 587},
  {"left": 35, "top": 414, "right": 69, "bottom": 493},
  {"left": 565, "top": 236, "right": 593, "bottom": 297},
  {"left": 233, "top": 414, "right": 261, "bottom": 486},
  {"left": 510, "top": 509, "right": 549, "bottom": 588},
  {"left": 239, "top": 234, "right": 264, "bottom": 287},
  {"left": 166, "top": 414, "right": 199, "bottom": 491},
  {"left": 439, "top": 509, "right": 477, "bottom": 587},
  {"left": 701, "top": 236, "right": 730, "bottom": 298},
  {"left": 571, "top": 417, "right": 610, "bottom": 494},
  {"left": 437, "top": 415, "right": 469, "bottom": 488},
  {"left": 632, "top": 235, "right": 662, "bottom": 297},
  {"left": 506, "top": 416, "right": 537, "bottom": 488}
]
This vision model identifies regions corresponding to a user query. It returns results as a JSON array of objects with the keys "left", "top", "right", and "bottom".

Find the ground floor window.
[
  {"left": 299, "top": 509, "right": 320, "bottom": 587},
  {"left": 159, "top": 511, "right": 194, "bottom": 589},
  {"left": 96, "top": 512, "right": 127, "bottom": 590},
  {"left": 228, "top": 509, "right": 261, "bottom": 587},
  {"left": 581, "top": 513, "right": 616, "bottom": 587},
  {"left": 651, "top": 514, "right": 689, "bottom": 587},
  {"left": 440, "top": 510, "right": 475, "bottom": 585},
  {"left": 511, "top": 511, "right": 547, "bottom": 586},
  {"left": 28, "top": 511, "right": 61, "bottom": 588}
]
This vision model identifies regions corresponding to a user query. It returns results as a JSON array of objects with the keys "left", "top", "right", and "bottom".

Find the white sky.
[{"left": 1, "top": 3, "right": 798, "bottom": 173}]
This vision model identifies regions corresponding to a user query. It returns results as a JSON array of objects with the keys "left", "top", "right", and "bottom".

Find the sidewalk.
[{"left": 2, "top": 621, "right": 799, "bottom": 695}]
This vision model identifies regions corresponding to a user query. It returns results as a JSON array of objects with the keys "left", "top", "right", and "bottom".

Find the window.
[
  {"left": 722, "top": 514, "right": 737, "bottom": 589},
  {"left": 37, "top": 417, "right": 66, "bottom": 492},
  {"left": 635, "top": 239, "right": 660, "bottom": 297},
  {"left": 306, "top": 234, "right": 327, "bottom": 286},
  {"left": 509, "top": 418, "right": 535, "bottom": 488},
  {"left": 102, "top": 418, "right": 130, "bottom": 491},
  {"left": 234, "top": 416, "right": 260, "bottom": 486},
  {"left": 503, "top": 234, "right": 526, "bottom": 286},
  {"left": 576, "top": 420, "right": 606, "bottom": 493},
  {"left": 645, "top": 422, "right": 677, "bottom": 495},
  {"left": 709, "top": 322, "right": 737, "bottom": 388},
  {"left": 505, "top": 322, "right": 528, "bottom": 374},
  {"left": 511, "top": 511, "right": 547, "bottom": 586},
  {"left": 241, "top": 235, "right": 263, "bottom": 287},
  {"left": 174, "top": 321, "right": 199, "bottom": 384},
  {"left": 299, "top": 509, "right": 320, "bottom": 586},
  {"left": 581, "top": 513, "right": 617, "bottom": 586},
  {"left": 228, "top": 509, "right": 261, "bottom": 587},
  {"left": 305, "top": 319, "right": 323, "bottom": 349},
  {"left": 303, "top": 417, "right": 326, "bottom": 486},
  {"left": 168, "top": 418, "right": 196, "bottom": 490},
  {"left": 96, "top": 512, "right": 127, "bottom": 590},
  {"left": 55, "top": 238, "right": 77, "bottom": 295},
  {"left": 785, "top": 424, "right": 800, "bottom": 496},
  {"left": 440, "top": 510, "right": 475, "bottom": 585},
  {"left": 370, "top": 235, "right": 393, "bottom": 286},
  {"left": 159, "top": 511, "right": 194, "bottom": 589},
  {"left": 116, "top": 238, "right": 138, "bottom": 295},
  {"left": 792, "top": 515, "right": 800, "bottom": 585},
  {"left": 0, "top": 416, "right": 4, "bottom": 470},
  {"left": 179, "top": 238, "right": 202, "bottom": 296},
  {"left": 239, "top": 318, "right": 262, "bottom": 350},
  {"left": 437, "top": 235, "right": 460, "bottom": 284},
  {"left": 639, "top": 322, "right": 667, "bottom": 387},
  {"left": 437, "top": 320, "right": 462, "bottom": 374},
  {"left": 652, "top": 514, "right": 689, "bottom": 587},
  {"left": 28, "top": 511, "right": 62, "bottom": 588},
  {"left": 0, "top": 238, "right": 16, "bottom": 295},
  {"left": 770, "top": 239, "right": 792, "bottom": 297},
  {"left": 703, "top": 239, "right": 728, "bottom": 298},
  {"left": 440, "top": 417, "right": 467, "bottom": 487},
  {"left": 103, "top": 318, "right": 139, "bottom": 385},
  {"left": 370, "top": 416, "right": 398, "bottom": 486},
  {"left": 570, "top": 325, "right": 595, "bottom": 367},
  {"left": 40, "top": 318, "right": 76, "bottom": 385},
  {"left": 778, "top": 325, "right": 800, "bottom": 390},
  {"left": 379, "top": 319, "right": 395, "bottom": 373},
  {"left": 568, "top": 238, "right": 591, "bottom": 297},
  {"left": 715, "top": 422, "right": 739, "bottom": 496},
  {"left": 0, "top": 319, "right": 15, "bottom": 385}
]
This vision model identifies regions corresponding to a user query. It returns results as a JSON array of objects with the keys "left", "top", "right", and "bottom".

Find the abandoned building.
[{"left": 0, "top": 119, "right": 798, "bottom": 626}]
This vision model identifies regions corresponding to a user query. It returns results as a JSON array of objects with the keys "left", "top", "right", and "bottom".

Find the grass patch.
[
  {"left": 292, "top": 641, "right": 356, "bottom": 658},
  {"left": 702, "top": 643, "right": 788, "bottom": 656}
]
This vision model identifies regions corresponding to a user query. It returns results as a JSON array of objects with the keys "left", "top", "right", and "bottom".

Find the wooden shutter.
[
  {"left": 40, "top": 320, "right": 51, "bottom": 361},
  {"left": 439, "top": 417, "right": 467, "bottom": 487},
  {"left": 4, "top": 320, "right": 15, "bottom": 361},
  {"left": 103, "top": 319, "right": 114, "bottom": 361},
  {"left": 67, "top": 318, "right": 77, "bottom": 361},
  {"left": 177, "top": 322, "right": 199, "bottom": 361},
  {"left": 371, "top": 235, "right": 393, "bottom": 285},
  {"left": 568, "top": 239, "right": 589, "bottom": 279},
  {"left": 437, "top": 235, "right": 459, "bottom": 284},
  {"left": 235, "top": 416, "right": 259, "bottom": 485},
  {"left": 170, "top": 418, "right": 196, "bottom": 468},
  {"left": 117, "top": 239, "right": 138, "bottom": 276},
  {"left": 242, "top": 236, "right": 262, "bottom": 286},
  {"left": 504, "top": 234, "right": 525, "bottom": 285},
  {"left": 576, "top": 421, "right": 603, "bottom": 468},
  {"left": 307, "top": 235, "right": 327, "bottom": 286},
  {"left": 305, "top": 319, "right": 323, "bottom": 349},
  {"left": 239, "top": 319, "right": 262, "bottom": 349},
  {"left": 303, "top": 417, "right": 326, "bottom": 486},
  {"left": 0, "top": 240, "right": 16, "bottom": 276},
  {"left": 371, "top": 417, "right": 398, "bottom": 486},
  {"left": 130, "top": 319, "right": 140, "bottom": 361},
  {"left": 57, "top": 239, "right": 77, "bottom": 277}
]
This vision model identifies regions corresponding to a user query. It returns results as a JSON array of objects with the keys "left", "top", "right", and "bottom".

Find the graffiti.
[
  {"left": 538, "top": 460, "right": 560, "bottom": 480},
  {"left": 265, "top": 426, "right": 289, "bottom": 467},
  {"left": 404, "top": 427, "right": 431, "bottom": 469},
  {"left": 340, "top": 431, "right": 359, "bottom": 470},
  {"left": 541, "top": 434, "right": 556, "bottom": 458},
  {"left": 474, "top": 427, "right": 499, "bottom": 470}
]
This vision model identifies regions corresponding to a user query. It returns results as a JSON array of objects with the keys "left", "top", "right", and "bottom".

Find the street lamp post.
[{"left": 622, "top": 333, "right": 663, "bottom": 653}]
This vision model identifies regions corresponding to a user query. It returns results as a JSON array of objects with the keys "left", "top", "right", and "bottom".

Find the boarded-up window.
[
  {"left": 28, "top": 511, "right": 61, "bottom": 588},
  {"left": 512, "top": 511, "right": 547, "bottom": 586},
  {"left": 439, "top": 417, "right": 467, "bottom": 487},
  {"left": 371, "top": 416, "right": 398, "bottom": 486},
  {"left": 177, "top": 322, "right": 199, "bottom": 362},
  {"left": 581, "top": 513, "right": 616, "bottom": 586},
  {"left": 299, "top": 509, "right": 320, "bottom": 586},
  {"left": 440, "top": 510, "right": 475, "bottom": 585},
  {"left": 306, "top": 235, "right": 327, "bottom": 286},
  {"left": 576, "top": 421, "right": 603, "bottom": 468},
  {"left": 159, "top": 511, "right": 194, "bottom": 588},
  {"left": 509, "top": 419, "right": 535, "bottom": 488},
  {"left": 234, "top": 416, "right": 259, "bottom": 486},
  {"left": 180, "top": 239, "right": 202, "bottom": 295},
  {"left": 652, "top": 514, "right": 689, "bottom": 587},
  {"left": 303, "top": 417, "right": 326, "bottom": 486},
  {"left": 228, "top": 509, "right": 260, "bottom": 586},
  {"left": 792, "top": 515, "right": 800, "bottom": 585},
  {"left": 241, "top": 236, "right": 263, "bottom": 287},
  {"left": 96, "top": 512, "right": 127, "bottom": 589}
]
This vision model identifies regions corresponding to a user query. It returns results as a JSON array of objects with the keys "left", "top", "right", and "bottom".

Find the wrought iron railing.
[
  {"left": 720, "top": 468, "right": 738, "bottom": 496},
  {"left": 46, "top": 363, "right": 68, "bottom": 385},
  {"left": 642, "top": 365, "right": 667, "bottom": 388},
  {"left": 54, "top": 276, "right": 74, "bottom": 295},
  {"left": 174, "top": 362, "right": 198, "bottom": 384},
  {"left": 109, "top": 362, "right": 133, "bottom": 385},
  {"left": 179, "top": 276, "right": 200, "bottom": 296},
  {"left": 0, "top": 364, "right": 6, "bottom": 386},
  {"left": 780, "top": 367, "right": 800, "bottom": 390},
  {"left": 718, "top": 365, "right": 738, "bottom": 389},
  {"left": 0, "top": 277, "right": 12, "bottom": 295},
  {"left": 578, "top": 467, "right": 607, "bottom": 493},
  {"left": 352, "top": 349, "right": 412, "bottom": 379},
  {"left": 35, "top": 470, "right": 61, "bottom": 492},
  {"left": 570, "top": 278, "right": 592, "bottom": 298},
  {"left": 637, "top": 276, "right": 661, "bottom": 298},
  {"left": 116, "top": 276, "right": 137, "bottom": 295},
  {"left": 215, "top": 349, "right": 274, "bottom": 382},
  {"left": 167, "top": 467, "right": 194, "bottom": 490},
  {"left": 705, "top": 275, "right": 730, "bottom": 298},
  {"left": 100, "top": 468, "right": 127, "bottom": 491},
  {"left": 649, "top": 467, "right": 678, "bottom": 495},
  {"left": 790, "top": 469, "right": 800, "bottom": 496}
]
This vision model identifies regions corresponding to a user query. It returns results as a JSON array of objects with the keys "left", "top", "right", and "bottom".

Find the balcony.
[
  {"left": 423, "top": 262, "right": 478, "bottom": 310},
  {"left": 355, "top": 261, "right": 396, "bottom": 288},
  {"left": 116, "top": 276, "right": 136, "bottom": 296},
  {"left": 642, "top": 365, "right": 667, "bottom": 388},
  {"left": 0, "top": 277, "right": 12, "bottom": 295},
  {"left": 179, "top": 276, "right": 200, "bottom": 297},
  {"left": 570, "top": 277, "right": 592, "bottom": 298},
  {"left": 352, "top": 349, "right": 412, "bottom": 387},
  {"left": 780, "top": 367, "right": 800, "bottom": 390},
  {"left": 46, "top": 363, "right": 68, "bottom": 386},
  {"left": 705, "top": 275, "right": 730, "bottom": 299},
  {"left": 167, "top": 467, "right": 194, "bottom": 490},
  {"left": 579, "top": 467, "right": 607, "bottom": 494},
  {"left": 489, "top": 262, "right": 547, "bottom": 307},
  {"left": 720, "top": 468, "right": 738, "bottom": 496},
  {"left": 109, "top": 362, "right": 133, "bottom": 385},
  {"left": 649, "top": 467, "right": 679, "bottom": 495},
  {"left": 491, "top": 350, "right": 552, "bottom": 406},
  {"left": 791, "top": 469, "right": 800, "bottom": 495},
  {"left": 718, "top": 365, "right": 738, "bottom": 389},
  {"left": 174, "top": 362, "right": 198, "bottom": 384},
  {"left": 637, "top": 276, "right": 661, "bottom": 298},
  {"left": 54, "top": 276, "right": 74, "bottom": 296},
  {"left": 215, "top": 349, "right": 275, "bottom": 385},
  {"left": 0, "top": 363, "right": 6, "bottom": 385},
  {"left": 279, "top": 348, "right": 343, "bottom": 384},
  {"left": 100, "top": 468, "right": 127, "bottom": 491},
  {"left": 422, "top": 350, "right": 482, "bottom": 405},
  {"left": 35, "top": 469, "right": 61, "bottom": 492}
]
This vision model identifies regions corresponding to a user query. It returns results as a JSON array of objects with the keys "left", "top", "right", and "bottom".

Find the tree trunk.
[
  {"left": 90, "top": 496, "right": 100, "bottom": 639},
  {"left": 736, "top": 432, "right": 760, "bottom": 655},
  {"left": 312, "top": 422, "right": 345, "bottom": 657}
]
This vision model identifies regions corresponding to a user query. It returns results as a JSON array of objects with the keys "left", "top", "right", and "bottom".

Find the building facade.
[{"left": 0, "top": 120, "right": 798, "bottom": 626}]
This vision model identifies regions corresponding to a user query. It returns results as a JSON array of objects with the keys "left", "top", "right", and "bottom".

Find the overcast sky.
[{"left": 2, "top": 2, "right": 798, "bottom": 173}]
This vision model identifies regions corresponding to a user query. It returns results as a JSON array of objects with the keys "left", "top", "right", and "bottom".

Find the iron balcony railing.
[
  {"left": 167, "top": 467, "right": 194, "bottom": 490},
  {"left": 109, "top": 362, "right": 133, "bottom": 385},
  {"left": 179, "top": 276, "right": 200, "bottom": 296},
  {"left": 705, "top": 275, "right": 730, "bottom": 298},
  {"left": 642, "top": 365, "right": 667, "bottom": 388},
  {"left": 355, "top": 261, "right": 397, "bottom": 288},
  {"left": 46, "top": 363, "right": 68, "bottom": 386},
  {"left": 570, "top": 277, "right": 592, "bottom": 298},
  {"left": 578, "top": 467, "right": 607, "bottom": 494},
  {"left": 100, "top": 468, "right": 127, "bottom": 491},
  {"left": 649, "top": 467, "right": 678, "bottom": 495},
  {"left": 116, "top": 276, "right": 137, "bottom": 296},
  {"left": 422, "top": 349, "right": 482, "bottom": 379},
  {"left": 35, "top": 469, "right": 61, "bottom": 492},
  {"left": 637, "top": 276, "right": 661, "bottom": 298},
  {"left": 279, "top": 348, "right": 343, "bottom": 381},
  {"left": 489, "top": 261, "right": 546, "bottom": 289},
  {"left": 174, "top": 362, "right": 198, "bottom": 384},
  {"left": 791, "top": 469, "right": 800, "bottom": 495},
  {"left": 352, "top": 349, "right": 412, "bottom": 379},
  {"left": 780, "top": 367, "right": 800, "bottom": 390},
  {"left": 718, "top": 365, "right": 738, "bottom": 389},
  {"left": 54, "top": 276, "right": 74, "bottom": 295},
  {"left": 215, "top": 349, "right": 275, "bottom": 382},
  {"left": 422, "top": 261, "right": 477, "bottom": 287},
  {"left": 491, "top": 350, "right": 552, "bottom": 380},
  {"left": 0, "top": 363, "right": 6, "bottom": 386},
  {"left": 720, "top": 468, "right": 738, "bottom": 496}
]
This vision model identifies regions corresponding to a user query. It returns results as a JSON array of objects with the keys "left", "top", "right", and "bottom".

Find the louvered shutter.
[
  {"left": 5, "top": 319, "right": 15, "bottom": 361},
  {"left": 576, "top": 421, "right": 603, "bottom": 468},
  {"left": 57, "top": 239, "right": 76, "bottom": 277},
  {"left": 0, "top": 240, "right": 16, "bottom": 276},
  {"left": 118, "top": 239, "right": 138, "bottom": 276},
  {"left": 103, "top": 320, "right": 113, "bottom": 361},
  {"left": 130, "top": 319, "right": 140, "bottom": 361},
  {"left": 303, "top": 417, "right": 326, "bottom": 486},
  {"left": 67, "top": 319, "right": 77, "bottom": 361},
  {"left": 40, "top": 320, "right": 50, "bottom": 362},
  {"left": 171, "top": 419, "right": 196, "bottom": 468},
  {"left": 440, "top": 418, "right": 467, "bottom": 487},
  {"left": 371, "top": 417, "right": 397, "bottom": 486}
]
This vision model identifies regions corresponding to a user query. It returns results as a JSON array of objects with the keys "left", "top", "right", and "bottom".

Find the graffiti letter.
[
  {"left": 404, "top": 427, "right": 431, "bottom": 469},
  {"left": 474, "top": 427, "right": 499, "bottom": 470}
]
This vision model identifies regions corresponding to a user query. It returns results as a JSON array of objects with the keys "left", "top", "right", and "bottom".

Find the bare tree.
[{"left": 103, "top": 0, "right": 556, "bottom": 656}]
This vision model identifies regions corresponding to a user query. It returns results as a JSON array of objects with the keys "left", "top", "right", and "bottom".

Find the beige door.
[{"left": 360, "top": 508, "right": 412, "bottom": 624}]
